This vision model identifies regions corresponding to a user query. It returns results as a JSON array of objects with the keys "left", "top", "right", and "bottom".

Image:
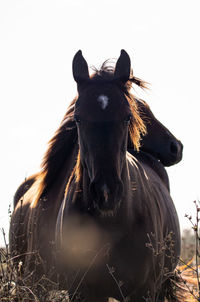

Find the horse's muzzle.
[
  {"left": 161, "top": 139, "right": 183, "bottom": 166},
  {"left": 89, "top": 180, "right": 123, "bottom": 215}
]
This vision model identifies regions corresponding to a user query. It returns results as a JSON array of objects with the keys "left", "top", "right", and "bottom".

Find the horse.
[
  {"left": 9, "top": 50, "right": 182, "bottom": 301},
  {"left": 12, "top": 95, "right": 182, "bottom": 208}
]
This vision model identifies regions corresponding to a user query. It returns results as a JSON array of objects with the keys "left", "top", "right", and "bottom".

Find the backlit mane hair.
[
  {"left": 32, "top": 60, "right": 148, "bottom": 206},
  {"left": 41, "top": 97, "right": 77, "bottom": 182},
  {"left": 31, "top": 97, "right": 78, "bottom": 207}
]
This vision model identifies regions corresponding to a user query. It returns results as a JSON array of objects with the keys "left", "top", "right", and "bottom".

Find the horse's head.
[
  {"left": 72, "top": 50, "right": 144, "bottom": 215},
  {"left": 136, "top": 100, "right": 183, "bottom": 166}
]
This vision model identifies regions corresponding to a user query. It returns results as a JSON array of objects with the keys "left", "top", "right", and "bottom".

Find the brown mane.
[
  {"left": 31, "top": 97, "right": 78, "bottom": 207},
  {"left": 40, "top": 97, "right": 77, "bottom": 187},
  {"left": 32, "top": 62, "right": 147, "bottom": 207}
]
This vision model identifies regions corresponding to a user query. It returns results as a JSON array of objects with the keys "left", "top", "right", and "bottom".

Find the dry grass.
[
  {"left": 1, "top": 201, "right": 200, "bottom": 301},
  {"left": 176, "top": 262, "right": 200, "bottom": 301},
  {"left": 0, "top": 246, "right": 199, "bottom": 301}
]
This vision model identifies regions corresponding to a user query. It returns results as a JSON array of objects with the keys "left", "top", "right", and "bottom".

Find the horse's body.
[
  {"left": 10, "top": 50, "right": 182, "bottom": 301},
  {"left": 57, "top": 152, "right": 180, "bottom": 301}
]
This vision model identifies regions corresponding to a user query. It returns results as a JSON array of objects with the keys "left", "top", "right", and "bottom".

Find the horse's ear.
[
  {"left": 114, "top": 49, "right": 131, "bottom": 83},
  {"left": 72, "top": 50, "right": 90, "bottom": 84}
]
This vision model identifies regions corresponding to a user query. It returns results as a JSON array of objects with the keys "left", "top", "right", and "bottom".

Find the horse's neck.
[
  {"left": 27, "top": 144, "right": 79, "bottom": 254},
  {"left": 41, "top": 143, "right": 79, "bottom": 212}
]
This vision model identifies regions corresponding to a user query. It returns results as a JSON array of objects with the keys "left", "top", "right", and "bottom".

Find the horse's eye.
[
  {"left": 124, "top": 114, "right": 132, "bottom": 123},
  {"left": 74, "top": 116, "right": 81, "bottom": 123}
]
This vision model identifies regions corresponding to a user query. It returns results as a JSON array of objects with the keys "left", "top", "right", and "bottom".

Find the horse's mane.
[
  {"left": 40, "top": 98, "right": 77, "bottom": 187},
  {"left": 30, "top": 98, "right": 78, "bottom": 207},
  {"left": 32, "top": 60, "right": 148, "bottom": 207}
]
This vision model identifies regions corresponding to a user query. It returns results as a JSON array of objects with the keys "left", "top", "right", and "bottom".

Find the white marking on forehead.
[{"left": 97, "top": 95, "right": 109, "bottom": 110}]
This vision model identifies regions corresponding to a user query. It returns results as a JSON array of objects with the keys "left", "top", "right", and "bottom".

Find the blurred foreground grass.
[
  {"left": 0, "top": 245, "right": 199, "bottom": 301},
  {"left": 1, "top": 202, "right": 200, "bottom": 301}
]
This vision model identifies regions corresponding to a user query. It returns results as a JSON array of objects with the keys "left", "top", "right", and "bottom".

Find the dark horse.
[
  {"left": 12, "top": 96, "right": 182, "bottom": 207},
  {"left": 10, "top": 50, "right": 182, "bottom": 301}
]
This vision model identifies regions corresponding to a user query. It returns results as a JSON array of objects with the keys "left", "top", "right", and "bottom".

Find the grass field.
[
  {"left": 1, "top": 202, "right": 200, "bottom": 301},
  {"left": 0, "top": 243, "right": 199, "bottom": 301}
]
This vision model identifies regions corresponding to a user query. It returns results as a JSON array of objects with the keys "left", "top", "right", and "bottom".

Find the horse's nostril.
[
  {"left": 170, "top": 142, "right": 178, "bottom": 154},
  {"left": 102, "top": 184, "right": 109, "bottom": 203},
  {"left": 89, "top": 182, "right": 97, "bottom": 199},
  {"left": 90, "top": 182, "right": 110, "bottom": 203}
]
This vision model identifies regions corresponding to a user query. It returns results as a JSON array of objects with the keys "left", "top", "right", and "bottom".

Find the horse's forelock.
[{"left": 91, "top": 60, "right": 148, "bottom": 90}]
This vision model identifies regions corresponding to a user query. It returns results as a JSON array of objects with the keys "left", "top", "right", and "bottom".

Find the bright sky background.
[{"left": 0, "top": 0, "right": 200, "bottom": 246}]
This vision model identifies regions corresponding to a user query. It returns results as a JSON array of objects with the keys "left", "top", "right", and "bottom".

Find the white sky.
[{"left": 0, "top": 0, "right": 200, "bottom": 246}]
